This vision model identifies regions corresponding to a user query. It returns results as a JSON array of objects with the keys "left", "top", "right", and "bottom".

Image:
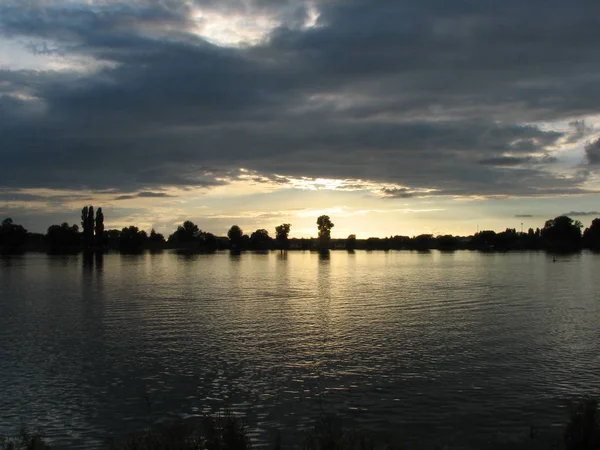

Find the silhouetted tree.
[
  {"left": 169, "top": 221, "right": 200, "bottom": 244},
  {"left": 521, "top": 227, "right": 543, "bottom": 250},
  {"left": 436, "top": 234, "right": 458, "bottom": 250},
  {"left": 46, "top": 223, "right": 80, "bottom": 253},
  {"left": 249, "top": 229, "right": 272, "bottom": 250},
  {"left": 240, "top": 234, "right": 251, "bottom": 250},
  {"left": 471, "top": 230, "right": 497, "bottom": 249},
  {"left": 105, "top": 229, "right": 121, "bottom": 249},
  {"left": 0, "top": 218, "right": 28, "bottom": 254},
  {"left": 198, "top": 231, "right": 219, "bottom": 252},
  {"left": 541, "top": 215, "right": 582, "bottom": 250},
  {"left": 81, "top": 206, "right": 95, "bottom": 248},
  {"left": 87, "top": 206, "right": 94, "bottom": 247},
  {"left": 316, "top": 215, "right": 334, "bottom": 250},
  {"left": 148, "top": 228, "right": 165, "bottom": 251},
  {"left": 346, "top": 234, "right": 357, "bottom": 251},
  {"left": 228, "top": 225, "right": 243, "bottom": 250},
  {"left": 412, "top": 234, "right": 434, "bottom": 250},
  {"left": 81, "top": 206, "right": 89, "bottom": 241},
  {"left": 275, "top": 223, "right": 291, "bottom": 251},
  {"left": 95, "top": 207, "right": 104, "bottom": 248},
  {"left": 119, "top": 226, "right": 147, "bottom": 252},
  {"left": 390, "top": 235, "right": 411, "bottom": 249},
  {"left": 495, "top": 228, "right": 519, "bottom": 250},
  {"left": 149, "top": 229, "right": 165, "bottom": 243},
  {"left": 583, "top": 218, "right": 600, "bottom": 250},
  {"left": 366, "top": 237, "right": 382, "bottom": 250}
]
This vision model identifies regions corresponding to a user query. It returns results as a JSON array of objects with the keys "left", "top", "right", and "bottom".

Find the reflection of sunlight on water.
[{"left": 1, "top": 250, "right": 600, "bottom": 448}]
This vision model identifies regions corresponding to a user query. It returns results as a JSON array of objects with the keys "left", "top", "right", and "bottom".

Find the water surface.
[{"left": 1, "top": 250, "right": 599, "bottom": 448}]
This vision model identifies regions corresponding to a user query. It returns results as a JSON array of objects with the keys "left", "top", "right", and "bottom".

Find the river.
[{"left": 1, "top": 250, "right": 599, "bottom": 448}]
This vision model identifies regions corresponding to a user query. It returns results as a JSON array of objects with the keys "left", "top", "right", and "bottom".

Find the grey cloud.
[
  {"left": 567, "top": 120, "right": 594, "bottom": 144},
  {"left": 263, "top": 0, "right": 600, "bottom": 122},
  {"left": 380, "top": 188, "right": 416, "bottom": 199},
  {"left": 515, "top": 215, "right": 533, "bottom": 218},
  {"left": 0, "top": 190, "right": 92, "bottom": 203},
  {"left": 137, "top": 191, "right": 175, "bottom": 198},
  {"left": 479, "top": 156, "right": 537, "bottom": 167},
  {"left": 0, "top": 0, "right": 599, "bottom": 199},
  {"left": 562, "top": 211, "right": 600, "bottom": 217},
  {"left": 115, "top": 191, "right": 175, "bottom": 200},
  {"left": 478, "top": 155, "right": 557, "bottom": 167},
  {"left": 585, "top": 139, "right": 600, "bottom": 165}
]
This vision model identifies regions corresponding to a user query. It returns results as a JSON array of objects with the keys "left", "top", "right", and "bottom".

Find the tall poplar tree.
[
  {"left": 81, "top": 206, "right": 89, "bottom": 247},
  {"left": 95, "top": 207, "right": 104, "bottom": 247},
  {"left": 87, "top": 206, "right": 94, "bottom": 247}
]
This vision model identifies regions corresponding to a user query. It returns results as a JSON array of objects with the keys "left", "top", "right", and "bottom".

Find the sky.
[{"left": 1, "top": 0, "right": 600, "bottom": 238}]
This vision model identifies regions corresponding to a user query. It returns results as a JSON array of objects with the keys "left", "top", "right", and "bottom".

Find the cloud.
[
  {"left": 515, "top": 214, "right": 533, "bottom": 218},
  {"left": 0, "top": 0, "right": 599, "bottom": 201},
  {"left": 562, "top": 211, "right": 600, "bottom": 217},
  {"left": 114, "top": 191, "right": 176, "bottom": 200},
  {"left": 478, "top": 155, "right": 557, "bottom": 167},
  {"left": 566, "top": 120, "right": 594, "bottom": 144},
  {"left": 585, "top": 139, "right": 600, "bottom": 165},
  {"left": 380, "top": 188, "right": 419, "bottom": 199}
]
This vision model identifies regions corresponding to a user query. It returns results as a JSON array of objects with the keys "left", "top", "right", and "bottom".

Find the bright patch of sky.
[
  {"left": 191, "top": 9, "right": 277, "bottom": 47},
  {"left": 190, "top": 1, "right": 321, "bottom": 47},
  {"left": 0, "top": 37, "right": 114, "bottom": 72}
]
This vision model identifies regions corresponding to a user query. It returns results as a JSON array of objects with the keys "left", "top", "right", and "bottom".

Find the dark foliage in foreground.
[
  {"left": 109, "top": 413, "right": 250, "bottom": 450},
  {"left": 564, "top": 399, "right": 600, "bottom": 450},
  {"left": 0, "top": 426, "right": 50, "bottom": 450},
  {"left": 4, "top": 399, "right": 600, "bottom": 449},
  {"left": 302, "top": 416, "right": 398, "bottom": 450}
]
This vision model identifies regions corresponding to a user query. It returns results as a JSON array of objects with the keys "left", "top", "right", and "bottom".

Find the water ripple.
[{"left": 1, "top": 251, "right": 600, "bottom": 448}]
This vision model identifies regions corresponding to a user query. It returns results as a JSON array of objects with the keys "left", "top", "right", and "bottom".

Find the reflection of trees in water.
[
  {"left": 0, "top": 254, "right": 18, "bottom": 267},
  {"left": 315, "top": 249, "right": 332, "bottom": 379},
  {"left": 318, "top": 249, "right": 331, "bottom": 261},
  {"left": 82, "top": 251, "right": 94, "bottom": 271}
]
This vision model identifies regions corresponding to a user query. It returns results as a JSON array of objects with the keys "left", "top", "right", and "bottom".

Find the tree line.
[{"left": 1, "top": 209, "right": 600, "bottom": 254}]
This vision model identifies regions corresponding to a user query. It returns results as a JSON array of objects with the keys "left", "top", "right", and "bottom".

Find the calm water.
[{"left": 1, "top": 250, "right": 600, "bottom": 448}]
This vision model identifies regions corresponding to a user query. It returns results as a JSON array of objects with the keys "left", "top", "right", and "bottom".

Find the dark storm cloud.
[{"left": 1, "top": 0, "right": 599, "bottom": 198}]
